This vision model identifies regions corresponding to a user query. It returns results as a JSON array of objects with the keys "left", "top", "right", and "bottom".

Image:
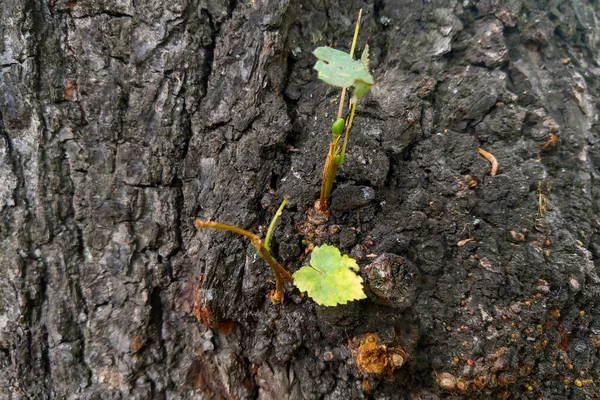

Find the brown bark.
[{"left": 1, "top": 0, "right": 600, "bottom": 399}]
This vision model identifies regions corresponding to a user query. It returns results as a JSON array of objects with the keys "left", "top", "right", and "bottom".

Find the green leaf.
[
  {"left": 360, "top": 45, "right": 370, "bottom": 69},
  {"left": 353, "top": 80, "right": 371, "bottom": 101},
  {"left": 313, "top": 47, "right": 374, "bottom": 92},
  {"left": 293, "top": 244, "right": 367, "bottom": 306}
]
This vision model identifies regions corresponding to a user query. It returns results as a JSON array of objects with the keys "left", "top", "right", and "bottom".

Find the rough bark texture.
[{"left": 1, "top": 0, "right": 600, "bottom": 399}]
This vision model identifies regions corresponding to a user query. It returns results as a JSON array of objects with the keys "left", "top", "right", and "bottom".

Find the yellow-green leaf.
[{"left": 293, "top": 244, "right": 367, "bottom": 306}]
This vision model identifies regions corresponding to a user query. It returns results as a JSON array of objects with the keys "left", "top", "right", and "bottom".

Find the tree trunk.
[{"left": 1, "top": 0, "right": 600, "bottom": 399}]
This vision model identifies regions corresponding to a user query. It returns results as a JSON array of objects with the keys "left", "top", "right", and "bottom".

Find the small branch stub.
[{"left": 349, "top": 333, "right": 407, "bottom": 376}]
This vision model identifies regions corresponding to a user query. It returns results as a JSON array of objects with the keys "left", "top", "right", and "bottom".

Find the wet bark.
[{"left": 1, "top": 0, "right": 599, "bottom": 399}]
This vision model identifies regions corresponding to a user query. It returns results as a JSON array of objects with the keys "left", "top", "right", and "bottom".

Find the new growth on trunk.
[
  {"left": 312, "top": 9, "right": 374, "bottom": 216},
  {"left": 195, "top": 197, "right": 291, "bottom": 304}
]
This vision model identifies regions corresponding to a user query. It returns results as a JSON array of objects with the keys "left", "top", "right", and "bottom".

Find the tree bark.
[{"left": 1, "top": 0, "right": 600, "bottom": 399}]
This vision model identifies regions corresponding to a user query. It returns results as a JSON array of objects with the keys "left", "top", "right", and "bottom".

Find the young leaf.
[
  {"left": 293, "top": 244, "right": 367, "bottom": 306},
  {"left": 352, "top": 45, "right": 372, "bottom": 101},
  {"left": 313, "top": 47, "right": 374, "bottom": 91},
  {"left": 360, "top": 44, "right": 370, "bottom": 70}
]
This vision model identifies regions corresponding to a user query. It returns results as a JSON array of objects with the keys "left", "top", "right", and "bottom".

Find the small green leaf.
[
  {"left": 353, "top": 80, "right": 371, "bottom": 101},
  {"left": 313, "top": 47, "right": 374, "bottom": 91},
  {"left": 360, "top": 44, "right": 370, "bottom": 70},
  {"left": 293, "top": 244, "right": 367, "bottom": 306}
]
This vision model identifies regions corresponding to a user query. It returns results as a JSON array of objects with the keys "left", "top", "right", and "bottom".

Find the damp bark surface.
[{"left": 1, "top": 0, "right": 600, "bottom": 399}]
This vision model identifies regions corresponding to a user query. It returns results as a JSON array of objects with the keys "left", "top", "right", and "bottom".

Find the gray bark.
[{"left": 1, "top": 0, "right": 600, "bottom": 399}]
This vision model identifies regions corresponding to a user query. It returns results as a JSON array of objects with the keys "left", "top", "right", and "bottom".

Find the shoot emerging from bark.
[
  {"left": 312, "top": 9, "right": 374, "bottom": 216},
  {"left": 194, "top": 197, "right": 291, "bottom": 304}
]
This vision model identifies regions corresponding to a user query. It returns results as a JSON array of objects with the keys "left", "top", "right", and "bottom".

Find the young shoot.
[
  {"left": 194, "top": 197, "right": 291, "bottom": 304},
  {"left": 312, "top": 9, "right": 375, "bottom": 216}
]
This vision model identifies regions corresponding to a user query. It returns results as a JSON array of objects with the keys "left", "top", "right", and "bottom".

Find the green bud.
[{"left": 331, "top": 118, "right": 345, "bottom": 135}]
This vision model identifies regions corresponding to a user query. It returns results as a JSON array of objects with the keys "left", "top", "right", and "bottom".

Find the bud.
[{"left": 331, "top": 118, "right": 345, "bottom": 135}]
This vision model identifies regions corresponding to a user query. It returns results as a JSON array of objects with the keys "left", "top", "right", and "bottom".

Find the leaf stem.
[
  {"left": 340, "top": 101, "right": 357, "bottom": 161},
  {"left": 264, "top": 196, "right": 288, "bottom": 251},
  {"left": 195, "top": 220, "right": 256, "bottom": 242},
  {"left": 194, "top": 219, "right": 292, "bottom": 304},
  {"left": 337, "top": 89, "right": 347, "bottom": 121},
  {"left": 336, "top": 10, "right": 362, "bottom": 125},
  {"left": 318, "top": 142, "right": 339, "bottom": 212},
  {"left": 349, "top": 9, "right": 362, "bottom": 58}
]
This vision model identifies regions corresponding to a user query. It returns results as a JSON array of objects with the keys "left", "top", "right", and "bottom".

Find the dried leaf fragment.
[
  {"left": 537, "top": 182, "right": 547, "bottom": 216},
  {"left": 476, "top": 147, "right": 498, "bottom": 176},
  {"left": 541, "top": 133, "right": 557, "bottom": 148},
  {"left": 362, "top": 380, "right": 370, "bottom": 392},
  {"left": 479, "top": 257, "right": 499, "bottom": 273},
  {"left": 509, "top": 230, "right": 525, "bottom": 242},
  {"left": 457, "top": 237, "right": 475, "bottom": 247},
  {"left": 63, "top": 78, "right": 78, "bottom": 101}
]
